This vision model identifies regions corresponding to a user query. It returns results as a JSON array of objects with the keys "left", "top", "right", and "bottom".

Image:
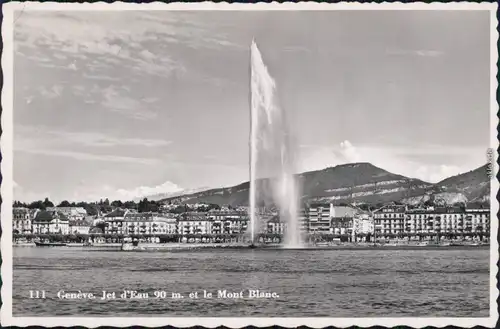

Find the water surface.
[{"left": 13, "top": 248, "right": 489, "bottom": 317}]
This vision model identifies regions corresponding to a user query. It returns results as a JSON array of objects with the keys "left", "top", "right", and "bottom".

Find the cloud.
[
  {"left": 14, "top": 11, "right": 187, "bottom": 92},
  {"left": 386, "top": 48, "right": 444, "bottom": 57},
  {"left": 140, "top": 49, "right": 156, "bottom": 60},
  {"left": 115, "top": 181, "right": 183, "bottom": 200},
  {"left": 415, "top": 50, "right": 444, "bottom": 57},
  {"left": 14, "top": 126, "right": 171, "bottom": 168},
  {"left": 15, "top": 148, "right": 159, "bottom": 165},
  {"left": 101, "top": 85, "right": 157, "bottom": 120},
  {"left": 82, "top": 73, "right": 120, "bottom": 81},
  {"left": 38, "top": 85, "right": 63, "bottom": 99},
  {"left": 14, "top": 10, "right": 241, "bottom": 84},
  {"left": 16, "top": 125, "right": 172, "bottom": 148},
  {"left": 43, "top": 180, "right": 186, "bottom": 203},
  {"left": 339, "top": 140, "right": 362, "bottom": 163}
]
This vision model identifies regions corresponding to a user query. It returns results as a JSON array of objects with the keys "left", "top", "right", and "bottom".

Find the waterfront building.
[
  {"left": 47, "top": 207, "right": 87, "bottom": 221},
  {"left": 69, "top": 219, "right": 92, "bottom": 235},
  {"left": 162, "top": 216, "right": 178, "bottom": 234},
  {"left": 373, "top": 205, "right": 406, "bottom": 235},
  {"left": 330, "top": 206, "right": 358, "bottom": 235},
  {"left": 404, "top": 207, "right": 434, "bottom": 234},
  {"left": 267, "top": 216, "right": 286, "bottom": 234},
  {"left": 32, "top": 210, "right": 70, "bottom": 234},
  {"left": 12, "top": 207, "right": 33, "bottom": 234},
  {"left": 207, "top": 210, "right": 249, "bottom": 235},
  {"left": 105, "top": 212, "right": 177, "bottom": 235},
  {"left": 330, "top": 217, "right": 353, "bottom": 235},
  {"left": 29, "top": 209, "right": 41, "bottom": 221},
  {"left": 404, "top": 206, "right": 469, "bottom": 235},
  {"left": 353, "top": 214, "right": 374, "bottom": 235},
  {"left": 298, "top": 208, "right": 309, "bottom": 232},
  {"left": 178, "top": 212, "right": 212, "bottom": 235},
  {"left": 464, "top": 202, "right": 490, "bottom": 233},
  {"left": 433, "top": 207, "right": 465, "bottom": 234},
  {"left": 307, "top": 203, "right": 332, "bottom": 234}
]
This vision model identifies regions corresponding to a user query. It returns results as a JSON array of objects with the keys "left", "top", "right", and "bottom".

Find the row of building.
[{"left": 12, "top": 202, "right": 491, "bottom": 236}]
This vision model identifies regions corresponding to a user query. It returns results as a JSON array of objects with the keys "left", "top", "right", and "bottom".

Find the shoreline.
[{"left": 13, "top": 242, "right": 490, "bottom": 252}]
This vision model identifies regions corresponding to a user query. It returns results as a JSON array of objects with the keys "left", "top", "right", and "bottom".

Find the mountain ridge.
[{"left": 157, "top": 163, "right": 490, "bottom": 206}]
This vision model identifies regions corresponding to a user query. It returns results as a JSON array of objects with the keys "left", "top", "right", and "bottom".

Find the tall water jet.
[{"left": 249, "top": 40, "right": 303, "bottom": 248}]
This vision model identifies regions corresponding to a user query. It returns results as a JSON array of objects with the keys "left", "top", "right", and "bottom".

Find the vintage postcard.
[{"left": 1, "top": 1, "right": 498, "bottom": 327}]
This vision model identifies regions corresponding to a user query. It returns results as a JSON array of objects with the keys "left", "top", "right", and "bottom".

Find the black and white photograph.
[{"left": 1, "top": 2, "right": 498, "bottom": 327}]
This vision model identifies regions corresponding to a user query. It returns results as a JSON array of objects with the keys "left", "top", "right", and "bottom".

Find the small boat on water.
[{"left": 34, "top": 241, "right": 67, "bottom": 247}]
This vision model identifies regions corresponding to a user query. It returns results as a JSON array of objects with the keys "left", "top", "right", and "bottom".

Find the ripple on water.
[{"left": 12, "top": 248, "right": 490, "bottom": 317}]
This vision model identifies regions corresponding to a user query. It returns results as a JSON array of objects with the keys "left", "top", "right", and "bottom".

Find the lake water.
[{"left": 13, "top": 247, "right": 490, "bottom": 317}]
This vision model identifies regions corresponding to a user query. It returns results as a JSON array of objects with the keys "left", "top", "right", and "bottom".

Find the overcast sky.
[{"left": 13, "top": 10, "right": 491, "bottom": 203}]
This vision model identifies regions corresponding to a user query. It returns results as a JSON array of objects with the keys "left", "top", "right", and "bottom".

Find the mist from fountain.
[{"left": 248, "top": 39, "right": 304, "bottom": 248}]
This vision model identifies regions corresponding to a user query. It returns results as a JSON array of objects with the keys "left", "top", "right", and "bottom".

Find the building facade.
[
  {"left": 298, "top": 208, "right": 309, "bottom": 232},
  {"left": 464, "top": 203, "right": 490, "bottom": 233},
  {"left": 308, "top": 203, "right": 332, "bottom": 234},
  {"left": 105, "top": 212, "right": 177, "bottom": 235},
  {"left": 267, "top": 216, "right": 286, "bottom": 234},
  {"left": 374, "top": 205, "right": 406, "bottom": 235},
  {"left": 433, "top": 207, "right": 464, "bottom": 234},
  {"left": 32, "top": 210, "right": 70, "bottom": 234},
  {"left": 47, "top": 207, "right": 88, "bottom": 221},
  {"left": 69, "top": 220, "right": 92, "bottom": 235},
  {"left": 13, "top": 207, "right": 33, "bottom": 234},
  {"left": 178, "top": 212, "right": 212, "bottom": 235},
  {"left": 330, "top": 217, "right": 353, "bottom": 235},
  {"left": 207, "top": 210, "right": 249, "bottom": 235}
]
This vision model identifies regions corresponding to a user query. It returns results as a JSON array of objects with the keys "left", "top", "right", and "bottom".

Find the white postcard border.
[{"left": 1, "top": 1, "right": 498, "bottom": 327}]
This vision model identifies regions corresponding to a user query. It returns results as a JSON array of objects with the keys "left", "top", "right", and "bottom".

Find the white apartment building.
[
  {"left": 32, "top": 210, "right": 70, "bottom": 235},
  {"left": 105, "top": 212, "right": 177, "bottom": 235},
  {"left": 13, "top": 207, "right": 33, "bottom": 234},
  {"left": 464, "top": 203, "right": 490, "bottom": 233},
  {"left": 373, "top": 205, "right": 406, "bottom": 235},
  {"left": 207, "top": 210, "right": 249, "bottom": 235},
  {"left": 178, "top": 212, "right": 212, "bottom": 235},
  {"left": 308, "top": 203, "right": 332, "bottom": 234}
]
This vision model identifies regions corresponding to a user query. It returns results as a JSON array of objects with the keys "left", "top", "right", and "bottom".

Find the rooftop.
[
  {"left": 34, "top": 210, "right": 69, "bottom": 222},
  {"left": 104, "top": 208, "right": 128, "bottom": 218}
]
